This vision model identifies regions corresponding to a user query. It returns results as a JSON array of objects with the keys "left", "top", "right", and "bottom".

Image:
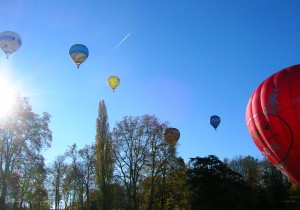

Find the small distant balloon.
[
  {"left": 69, "top": 44, "right": 89, "bottom": 68},
  {"left": 107, "top": 76, "right": 120, "bottom": 92},
  {"left": 210, "top": 115, "right": 221, "bottom": 130},
  {"left": 164, "top": 127, "right": 180, "bottom": 145},
  {"left": 0, "top": 31, "right": 22, "bottom": 59}
]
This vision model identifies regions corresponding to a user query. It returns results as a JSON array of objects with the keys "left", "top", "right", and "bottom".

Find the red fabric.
[{"left": 246, "top": 64, "right": 300, "bottom": 186}]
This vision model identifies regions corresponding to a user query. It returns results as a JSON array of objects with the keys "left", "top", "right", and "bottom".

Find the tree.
[
  {"left": 228, "top": 155, "right": 261, "bottom": 195},
  {"left": 64, "top": 144, "right": 84, "bottom": 209},
  {"left": 140, "top": 115, "right": 168, "bottom": 210},
  {"left": 259, "top": 159, "right": 291, "bottom": 210},
  {"left": 163, "top": 157, "right": 189, "bottom": 210},
  {"left": 112, "top": 114, "right": 175, "bottom": 210},
  {"left": 18, "top": 154, "right": 49, "bottom": 209},
  {"left": 49, "top": 155, "right": 66, "bottom": 210},
  {"left": 112, "top": 115, "right": 151, "bottom": 210},
  {"left": 58, "top": 144, "right": 96, "bottom": 210},
  {"left": 228, "top": 156, "right": 293, "bottom": 210},
  {"left": 95, "top": 100, "right": 114, "bottom": 210},
  {"left": 141, "top": 117, "right": 182, "bottom": 210},
  {"left": 0, "top": 95, "right": 52, "bottom": 209},
  {"left": 78, "top": 144, "right": 95, "bottom": 209},
  {"left": 141, "top": 155, "right": 188, "bottom": 210},
  {"left": 186, "top": 155, "right": 253, "bottom": 210}
]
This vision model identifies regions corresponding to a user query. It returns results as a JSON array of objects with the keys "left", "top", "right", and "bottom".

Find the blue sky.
[{"left": 1, "top": 0, "right": 300, "bottom": 164}]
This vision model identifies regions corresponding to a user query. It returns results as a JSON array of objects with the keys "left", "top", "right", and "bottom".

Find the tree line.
[{"left": 0, "top": 96, "right": 300, "bottom": 210}]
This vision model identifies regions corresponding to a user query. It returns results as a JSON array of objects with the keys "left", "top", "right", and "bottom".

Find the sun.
[{"left": 0, "top": 78, "right": 16, "bottom": 119}]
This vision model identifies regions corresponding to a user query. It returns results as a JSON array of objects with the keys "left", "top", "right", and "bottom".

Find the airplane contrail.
[{"left": 113, "top": 32, "right": 131, "bottom": 51}]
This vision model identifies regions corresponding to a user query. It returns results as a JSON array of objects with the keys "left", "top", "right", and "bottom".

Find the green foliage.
[
  {"left": 186, "top": 155, "right": 254, "bottom": 210},
  {"left": 95, "top": 100, "right": 115, "bottom": 210},
  {"left": 0, "top": 95, "right": 52, "bottom": 209},
  {"left": 228, "top": 156, "right": 295, "bottom": 210},
  {"left": 1, "top": 96, "right": 297, "bottom": 210},
  {"left": 259, "top": 159, "right": 291, "bottom": 210}
]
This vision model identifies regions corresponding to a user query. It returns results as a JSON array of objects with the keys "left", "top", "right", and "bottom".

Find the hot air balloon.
[
  {"left": 107, "top": 76, "right": 120, "bottom": 92},
  {"left": 0, "top": 31, "right": 22, "bottom": 58},
  {"left": 246, "top": 64, "right": 300, "bottom": 186},
  {"left": 164, "top": 127, "right": 180, "bottom": 145},
  {"left": 69, "top": 44, "right": 89, "bottom": 68},
  {"left": 210, "top": 115, "right": 221, "bottom": 130}
]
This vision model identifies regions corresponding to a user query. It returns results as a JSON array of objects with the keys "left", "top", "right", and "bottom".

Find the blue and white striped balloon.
[{"left": 0, "top": 31, "right": 22, "bottom": 58}]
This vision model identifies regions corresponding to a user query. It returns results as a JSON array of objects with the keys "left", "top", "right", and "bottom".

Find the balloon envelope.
[
  {"left": 164, "top": 127, "right": 180, "bottom": 145},
  {"left": 69, "top": 44, "right": 89, "bottom": 68},
  {"left": 210, "top": 115, "right": 221, "bottom": 130},
  {"left": 107, "top": 76, "right": 120, "bottom": 91},
  {"left": 246, "top": 64, "right": 300, "bottom": 186},
  {"left": 0, "top": 31, "right": 22, "bottom": 58}
]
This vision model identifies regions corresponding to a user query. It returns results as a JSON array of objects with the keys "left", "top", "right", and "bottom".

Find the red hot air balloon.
[{"left": 246, "top": 64, "right": 300, "bottom": 186}]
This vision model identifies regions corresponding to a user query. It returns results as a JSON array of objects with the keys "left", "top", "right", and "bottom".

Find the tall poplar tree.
[{"left": 95, "top": 100, "right": 114, "bottom": 210}]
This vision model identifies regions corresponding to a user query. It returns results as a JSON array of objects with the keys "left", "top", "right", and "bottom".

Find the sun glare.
[{"left": 0, "top": 78, "right": 16, "bottom": 119}]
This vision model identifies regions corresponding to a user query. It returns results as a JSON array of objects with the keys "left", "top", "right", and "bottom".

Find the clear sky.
[{"left": 1, "top": 0, "right": 300, "bottom": 164}]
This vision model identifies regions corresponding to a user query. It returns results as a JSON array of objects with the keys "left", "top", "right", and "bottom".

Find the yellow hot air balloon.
[{"left": 107, "top": 76, "right": 120, "bottom": 92}]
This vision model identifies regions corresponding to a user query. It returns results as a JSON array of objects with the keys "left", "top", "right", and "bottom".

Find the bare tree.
[
  {"left": 64, "top": 144, "right": 86, "bottom": 209},
  {"left": 228, "top": 155, "right": 261, "bottom": 191},
  {"left": 112, "top": 114, "right": 173, "bottom": 210},
  {"left": 78, "top": 144, "right": 96, "bottom": 209},
  {"left": 49, "top": 155, "right": 66, "bottom": 210}
]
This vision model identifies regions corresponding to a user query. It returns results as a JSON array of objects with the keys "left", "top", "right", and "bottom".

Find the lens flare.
[{"left": 0, "top": 77, "right": 16, "bottom": 119}]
